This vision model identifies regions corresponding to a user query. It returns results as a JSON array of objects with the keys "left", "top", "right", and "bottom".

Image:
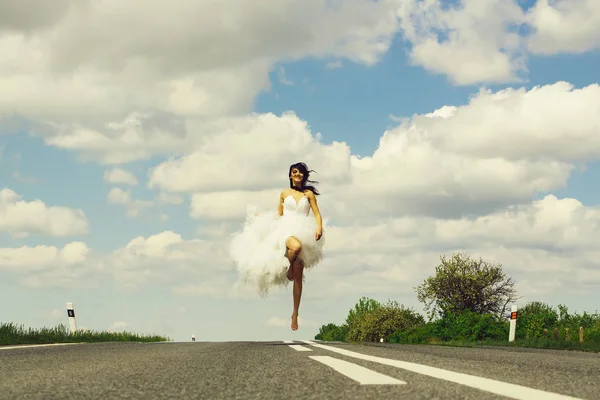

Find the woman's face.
[{"left": 290, "top": 168, "right": 304, "bottom": 184}]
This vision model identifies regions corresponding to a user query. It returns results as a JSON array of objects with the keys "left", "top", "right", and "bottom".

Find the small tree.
[
  {"left": 415, "top": 252, "right": 519, "bottom": 320},
  {"left": 314, "top": 323, "right": 348, "bottom": 342},
  {"left": 345, "top": 296, "right": 381, "bottom": 327},
  {"left": 515, "top": 301, "right": 558, "bottom": 339},
  {"left": 346, "top": 300, "right": 425, "bottom": 342}
]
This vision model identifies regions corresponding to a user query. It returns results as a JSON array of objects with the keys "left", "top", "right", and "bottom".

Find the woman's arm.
[
  {"left": 306, "top": 191, "right": 323, "bottom": 233},
  {"left": 277, "top": 191, "right": 285, "bottom": 216}
]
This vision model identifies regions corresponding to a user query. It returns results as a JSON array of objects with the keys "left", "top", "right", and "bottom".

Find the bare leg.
[
  {"left": 285, "top": 237, "right": 302, "bottom": 281},
  {"left": 291, "top": 258, "right": 304, "bottom": 331}
]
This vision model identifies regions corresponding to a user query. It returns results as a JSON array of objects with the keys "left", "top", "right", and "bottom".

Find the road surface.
[{"left": 1, "top": 340, "right": 598, "bottom": 399}]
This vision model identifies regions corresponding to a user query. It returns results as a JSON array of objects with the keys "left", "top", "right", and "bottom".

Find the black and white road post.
[
  {"left": 509, "top": 305, "right": 517, "bottom": 342},
  {"left": 192, "top": 335, "right": 196, "bottom": 342},
  {"left": 66, "top": 302, "right": 78, "bottom": 334}
]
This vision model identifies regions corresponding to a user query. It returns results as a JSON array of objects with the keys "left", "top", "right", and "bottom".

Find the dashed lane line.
[
  {"left": 301, "top": 341, "right": 585, "bottom": 400},
  {"left": 309, "top": 355, "right": 407, "bottom": 385},
  {"left": 289, "top": 345, "right": 313, "bottom": 352}
]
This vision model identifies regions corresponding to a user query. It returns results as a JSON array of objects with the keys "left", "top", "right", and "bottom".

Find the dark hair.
[{"left": 289, "top": 162, "right": 320, "bottom": 195}]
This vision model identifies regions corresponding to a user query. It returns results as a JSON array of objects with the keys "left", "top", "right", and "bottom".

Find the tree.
[
  {"left": 346, "top": 300, "right": 425, "bottom": 342},
  {"left": 414, "top": 252, "right": 520, "bottom": 320},
  {"left": 345, "top": 296, "right": 381, "bottom": 327},
  {"left": 515, "top": 301, "right": 558, "bottom": 339},
  {"left": 314, "top": 323, "right": 348, "bottom": 342}
]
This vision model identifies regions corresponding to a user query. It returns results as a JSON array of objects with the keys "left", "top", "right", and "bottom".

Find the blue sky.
[{"left": 1, "top": 0, "right": 600, "bottom": 342}]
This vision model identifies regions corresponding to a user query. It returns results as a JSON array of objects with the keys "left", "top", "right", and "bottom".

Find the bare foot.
[
  {"left": 287, "top": 264, "right": 294, "bottom": 281},
  {"left": 291, "top": 313, "right": 299, "bottom": 330}
]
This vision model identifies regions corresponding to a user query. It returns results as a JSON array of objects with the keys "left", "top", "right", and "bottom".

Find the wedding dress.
[{"left": 229, "top": 192, "right": 326, "bottom": 296}]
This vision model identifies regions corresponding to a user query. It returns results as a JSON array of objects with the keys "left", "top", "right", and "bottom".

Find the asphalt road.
[{"left": 1, "top": 340, "right": 598, "bottom": 399}]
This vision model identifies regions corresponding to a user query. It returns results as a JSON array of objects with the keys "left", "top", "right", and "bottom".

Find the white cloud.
[
  {"left": 0, "top": 0, "right": 401, "bottom": 142},
  {"left": 277, "top": 66, "right": 294, "bottom": 86},
  {"left": 302, "top": 195, "right": 600, "bottom": 301},
  {"left": 147, "top": 82, "right": 600, "bottom": 222},
  {"left": 104, "top": 168, "right": 138, "bottom": 186},
  {"left": 44, "top": 112, "right": 190, "bottom": 165},
  {"left": 396, "top": 0, "right": 600, "bottom": 85},
  {"left": 107, "top": 187, "right": 153, "bottom": 217},
  {"left": 0, "top": 188, "right": 89, "bottom": 238},
  {"left": 105, "top": 231, "right": 232, "bottom": 290},
  {"left": 157, "top": 192, "right": 183, "bottom": 205},
  {"left": 397, "top": 0, "right": 527, "bottom": 85},
  {"left": 416, "top": 82, "right": 600, "bottom": 162},
  {"left": 148, "top": 112, "right": 353, "bottom": 193},
  {"left": 0, "top": 242, "right": 88, "bottom": 271},
  {"left": 190, "top": 190, "right": 279, "bottom": 221},
  {"left": 525, "top": 0, "right": 600, "bottom": 55},
  {"left": 0, "top": 241, "right": 100, "bottom": 289},
  {"left": 4, "top": 191, "right": 600, "bottom": 304}
]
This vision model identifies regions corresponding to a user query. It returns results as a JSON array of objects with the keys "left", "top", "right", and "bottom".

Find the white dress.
[{"left": 229, "top": 192, "right": 326, "bottom": 296}]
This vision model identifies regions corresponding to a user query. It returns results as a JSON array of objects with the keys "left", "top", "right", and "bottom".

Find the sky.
[{"left": 1, "top": 0, "right": 600, "bottom": 342}]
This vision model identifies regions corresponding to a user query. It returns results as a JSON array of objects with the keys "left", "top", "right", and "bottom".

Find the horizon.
[{"left": 1, "top": 0, "right": 600, "bottom": 342}]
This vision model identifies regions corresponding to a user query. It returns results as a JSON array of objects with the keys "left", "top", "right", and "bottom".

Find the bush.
[
  {"left": 585, "top": 326, "right": 600, "bottom": 343},
  {"left": 346, "top": 300, "right": 425, "bottom": 343},
  {"left": 515, "top": 301, "right": 559, "bottom": 339},
  {"left": 515, "top": 303, "right": 600, "bottom": 341},
  {"left": 389, "top": 323, "right": 437, "bottom": 344},
  {"left": 431, "top": 310, "right": 508, "bottom": 342},
  {"left": 314, "top": 323, "right": 348, "bottom": 342}
]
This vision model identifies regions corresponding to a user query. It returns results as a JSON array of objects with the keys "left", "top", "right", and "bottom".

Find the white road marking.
[
  {"left": 0, "top": 343, "right": 83, "bottom": 351},
  {"left": 302, "top": 341, "right": 584, "bottom": 400},
  {"left": 289, "top": 345, "right": 313, "bottom": 352},
  {"left": 310, "top": 356, "right": 406, "bottom": 385},
  {"left": 283, "top": 340, "right": 294, "bottom": 344}
]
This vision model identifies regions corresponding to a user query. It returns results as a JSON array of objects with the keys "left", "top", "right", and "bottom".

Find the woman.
[{"left": 230, "top": 162, "right": 325, "bottom": 331}]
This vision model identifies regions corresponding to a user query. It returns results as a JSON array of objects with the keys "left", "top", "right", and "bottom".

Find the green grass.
[
  {"left": 403, "top": 337, "right": 600, "bottom": 353},
  {"left": 0, "top": 322, "right": 171, "bottom": 346}
]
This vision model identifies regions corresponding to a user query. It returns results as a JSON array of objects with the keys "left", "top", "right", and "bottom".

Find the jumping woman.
[{"left": 229, "top": 162, "right": 325, "bottom": 331}]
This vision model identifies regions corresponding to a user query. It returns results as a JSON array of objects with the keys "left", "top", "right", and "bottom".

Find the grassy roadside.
[{"left": 0, "top": 322, "right": 171, "bottom": 346}]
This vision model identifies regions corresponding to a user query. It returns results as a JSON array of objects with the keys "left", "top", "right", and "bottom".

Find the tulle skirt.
[{"left": 229, "top": 204, "right": 326, "bottom": 296}]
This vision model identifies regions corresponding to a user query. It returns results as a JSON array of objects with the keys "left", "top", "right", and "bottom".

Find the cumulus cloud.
[
  {"left": 0, "top": 188, "right": 89, "bottom": 238},
  {"left": 147, "top": 82, "right": 599, "bottom": 222},
  {"left": 525, "top": 0, "right": 600, "bottom": 55},
  {"left": 148, "top": 112, "right": 353, "bottom": 193},
  {"left": 107, "top": 187, "right": 153, "bottom": 218},
  {"left": 4, "top": 190, "right": 600, "bottom": 302},
  {"left": 103, "top": 168, "right": 138, "bottom": 186},
  {"left": 105, "top": 231, "right": 232, "bottom": 290},
  {"left": 0, "top": 241, "right": 100, "bottom": 288},
  {"left": 303, "top": 194, "right": 600, "bottom": 302},
  {"left": 416, "top": 82, "right": 600, "bottom": 162},
  {"left": 190, "top": 190, "right": 280, "bottom": 221},
  {"left": 397, "top": 0, "right": 528, "bottom": 85},
  {"left": 396, "top": 0, "right": 600, "bottom": 85},
  {"left": 0, "top": 0, "right": 401, "bottom": 135}
]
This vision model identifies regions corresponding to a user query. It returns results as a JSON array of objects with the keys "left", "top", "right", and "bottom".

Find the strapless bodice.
[{"left": 282, "top": 195, "right": 310, "bottom": 217}]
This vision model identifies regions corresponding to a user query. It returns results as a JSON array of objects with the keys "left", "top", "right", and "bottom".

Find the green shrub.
[
  {"left": 314, "top": 323, "right": 348, "bottom": 342},
  {"left": 346, "top": 300, "right": 425, "bottom": 343},
  {"left": 514, "top": 301, "right": 559, "bottom": 339},
  {"left": 584, "top": 326, "right": 600, "bottom": 343},
  {"left": 389, "top": 323, "right": 437, "bottom": 344},
  {"left": 432, "top": 310, "right": 508, "bottom": 342}
]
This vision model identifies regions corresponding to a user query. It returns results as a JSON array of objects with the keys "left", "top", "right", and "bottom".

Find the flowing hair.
[{"left": 288, "top": 162, "right": 320, "bottom": 196}]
